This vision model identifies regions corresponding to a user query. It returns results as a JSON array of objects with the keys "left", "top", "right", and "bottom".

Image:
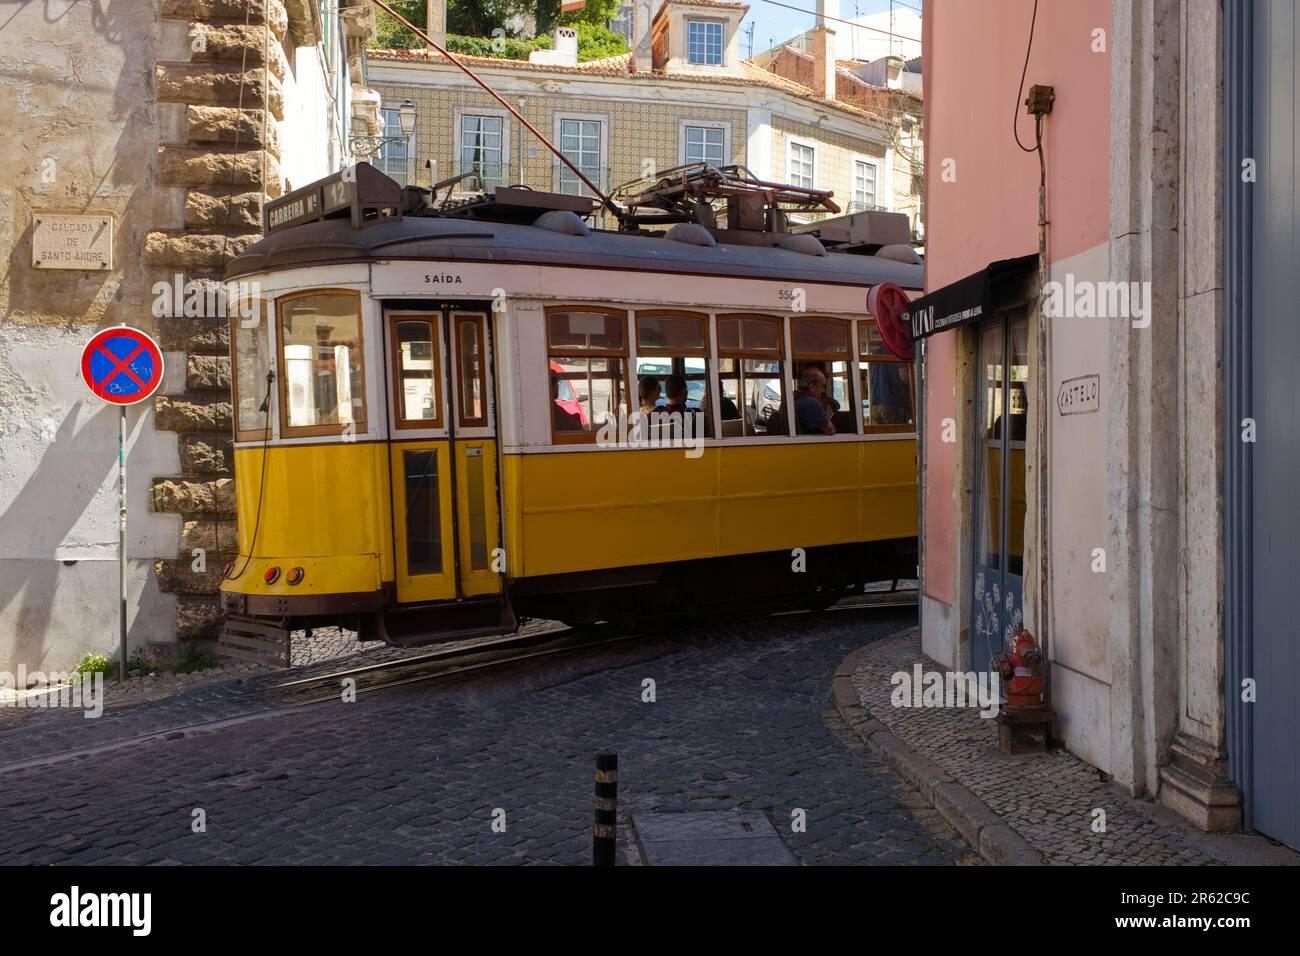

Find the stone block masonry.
[{"left": 148, "top": 0, "right": 289, "bottom": 645}]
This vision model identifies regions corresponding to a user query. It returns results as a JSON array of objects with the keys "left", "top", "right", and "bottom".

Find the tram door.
[
  {"left": 970, "top": 314, "right": 1030, "bottom": 674},
  {"left": 386, "top": 309, "right": 502, "bottom": 604}
]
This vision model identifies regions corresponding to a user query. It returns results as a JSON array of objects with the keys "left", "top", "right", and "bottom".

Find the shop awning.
[{"left": 905, "top": 254, "right": 1039, "bottom": 340}]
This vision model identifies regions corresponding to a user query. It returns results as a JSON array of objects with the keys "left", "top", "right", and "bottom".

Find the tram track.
[{"left": 0, "top": 593, "right": 917, "bottom": 774}]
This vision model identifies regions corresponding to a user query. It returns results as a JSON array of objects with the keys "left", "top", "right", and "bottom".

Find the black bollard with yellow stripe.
[{"left": 593, "top": 752, "right": 618, "bottom": 866}]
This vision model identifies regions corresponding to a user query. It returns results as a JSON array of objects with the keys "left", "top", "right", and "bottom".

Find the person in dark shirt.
[
  {"left": 793, "top": 367, "right": 836, "bottom": 435},
  {"left": 868, "top": 356, "right": 913, "bottom": 425},
  {"left": 661, "top": 374, "right": 690, "bottom": 415}
]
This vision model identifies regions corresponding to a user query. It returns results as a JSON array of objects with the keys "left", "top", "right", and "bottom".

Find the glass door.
[
  {"left": 387, "top": 308, "right": 503, "bottom": 603},
  {"left": 448, "top": 311, "right": 502, "bottom": 598},
  {"left": 971, "top": 314, "right": 1029, "bottom": 673},
  {"left": 388, "top": 312, "right": 456, "bottom": 604}
]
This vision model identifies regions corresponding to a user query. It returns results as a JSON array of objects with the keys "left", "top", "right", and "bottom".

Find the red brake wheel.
[{"left": 867, "top": 282, "right": 915, "bottom": 360}]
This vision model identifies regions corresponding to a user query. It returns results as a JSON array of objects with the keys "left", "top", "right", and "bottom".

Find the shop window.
[
  {"left": 278, "top": 291, "right": 366, "bottom": 438},
  {"left": 717, "top": 314, "right": 784, "bottom": 438},
  {"left": 791, "top": 317, "right": 854, "bottom": 435},
  {"left": 634, "top": 311, "right": 712, "bottom": 438},
  {"left": 858, "top": 321, "right": 915, "bottom": 431},
  {"left": 545, "top": 308, "right": 628, "bottom": 441}
]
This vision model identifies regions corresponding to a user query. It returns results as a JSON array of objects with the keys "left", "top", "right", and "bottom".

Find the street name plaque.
[{"left": 32, "top": 214, "right": 113, "bottom": 269}]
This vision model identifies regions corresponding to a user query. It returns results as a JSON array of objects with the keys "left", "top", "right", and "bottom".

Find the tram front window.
[{"left": 278, "top": 291, "right": 366, "bottom": 436}]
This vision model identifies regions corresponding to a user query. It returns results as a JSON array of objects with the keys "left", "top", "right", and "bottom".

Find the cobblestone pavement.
[
  {"left": 850, "top": 629, "right": 1300, "bottom": 865},
  {"left": 0, "top": 608, "right": 981, "bottom": 865}
]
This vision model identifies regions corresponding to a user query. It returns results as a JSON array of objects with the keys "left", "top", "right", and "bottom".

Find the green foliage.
[
  {"left": 540, "top": 0, "right": 621, "bottom": 30},
  {"left": 82, "top": 642, "right": 221, "bottom": 681},
  {"left": 561, "top": 0, "right": 621, "bottom": 26},
  {"left": 447, "top": 0, "right": 535, "bottom": 37},
  {"left": 570, "top": 21, "right": 628, "bottom": 61},
  {"left": 446, "top": 32, "right": 552, "bottom": 60},
  {"left": 74, "top": 652, "right": 110, "bottom": 676},
  {"left": 373, "top": 1, "right": 628, "bottom": 56},
  {"left": 371, "top": 0, "right": 426, "bottom": 49}
]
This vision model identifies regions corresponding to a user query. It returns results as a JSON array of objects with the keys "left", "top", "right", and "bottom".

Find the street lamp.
[
  {"left": 348, "top": 98, "right": 418, "bottom": 185},
  {"left": 398, "top": 98, "right": 416, "bottom": 138}
]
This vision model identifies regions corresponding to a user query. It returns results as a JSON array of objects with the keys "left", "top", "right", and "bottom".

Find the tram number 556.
[{"left": 778, "top": 287, "right": 806, "bottom": 311}]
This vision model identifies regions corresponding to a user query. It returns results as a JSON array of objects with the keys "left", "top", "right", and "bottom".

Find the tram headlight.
[
  {"left": 286, "top": 567, "right": 305, "bottom": 586},
  {"left": 264, "top": 567, "right": 281, "bottom": 585}
]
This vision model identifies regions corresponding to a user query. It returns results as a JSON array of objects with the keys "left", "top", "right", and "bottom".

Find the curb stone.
[{"left": 831, "top": 631, "right": 1046, "bottom": 866}]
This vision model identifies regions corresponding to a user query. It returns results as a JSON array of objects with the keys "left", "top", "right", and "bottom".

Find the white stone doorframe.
[{"left": 1108, "top": 0, "right": 1236, "bottom": 829}]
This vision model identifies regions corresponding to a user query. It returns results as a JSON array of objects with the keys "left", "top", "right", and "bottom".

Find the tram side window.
[
  {"left": 393, "top": 317, "right": 440, "bottom": 427},
  {"left": 232, "top": 300, "right": 270, "bottom": 440},
  {"left": 546, "top": 308, "right": 628, "bottom": 441},
  {"left": 717, "top": 314, "right": 783, "bottom": 438},
  {"left": 278, "top": 291, "right": 366, "bottom": 437},
  {"left": 858, "top": 322, "right": 914, "bottom": 430},
  {"left": 634, "top": 311, "right": 713, "bottom": 439},
  {"left": 791, "top": 318, "right": 855, "bottom": 435}
]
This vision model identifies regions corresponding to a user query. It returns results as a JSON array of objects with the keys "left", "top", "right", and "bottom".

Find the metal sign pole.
[{"left": 118, "top": 403, "right": 127, "bottom": 683}]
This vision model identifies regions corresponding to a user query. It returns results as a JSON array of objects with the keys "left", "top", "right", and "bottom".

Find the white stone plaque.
[{"left": 32, "top": 214, "right": 113, "bottom": 269}]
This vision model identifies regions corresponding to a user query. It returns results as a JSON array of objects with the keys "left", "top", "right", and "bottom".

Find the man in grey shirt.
[{"left": 794, "top": 367, "right": 836, "bottom": 435}]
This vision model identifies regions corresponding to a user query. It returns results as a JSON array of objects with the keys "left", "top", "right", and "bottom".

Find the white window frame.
[
  {"left": 686, "top": 19, "right": 725, "bottom": 66},
  {"left": 553, "top": 111, "right": 608, "bottom": 196},
  {"left": 851, "top": 156, "right": 879, "bottom": 211},
  {"left": 377, "top": 105, "right": 414, "bottom": 184},
  {"left": 678, "top": 119, "right": 731, "bottom": 167},
  {"left": 787, "top": 136, "right": 817, "bottom": 190},
  {"left": 453, "top": 106, "right": 513, "bottom": 188}
]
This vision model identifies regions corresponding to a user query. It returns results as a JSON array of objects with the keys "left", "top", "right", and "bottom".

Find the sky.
[{"left": 739, "top": 0, "right": 924, "bottom": 59}]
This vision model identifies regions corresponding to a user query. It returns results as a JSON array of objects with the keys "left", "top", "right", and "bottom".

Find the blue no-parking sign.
[{"left": 80, "top": 327, "right": 164, "bottom": 405}]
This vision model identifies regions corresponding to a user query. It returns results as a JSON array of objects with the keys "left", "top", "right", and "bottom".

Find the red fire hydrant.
[
  {"left": 991, "top": 627, "right": 1046, "bottom": 712},
  {"left": 990, "top": 627, "right": 1053, "bottom": 754}
]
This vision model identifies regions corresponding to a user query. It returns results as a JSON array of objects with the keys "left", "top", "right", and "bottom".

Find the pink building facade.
[{"left": 908, "top": 0, "right": 1300, "bottom": 847}]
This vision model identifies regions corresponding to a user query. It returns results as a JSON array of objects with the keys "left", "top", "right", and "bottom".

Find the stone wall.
[
  {"left": 0, "top": 0, "right": 374, "bottom": 671},
  {"left": 147, "top": 0, "right": 289, "bottom": 645}
]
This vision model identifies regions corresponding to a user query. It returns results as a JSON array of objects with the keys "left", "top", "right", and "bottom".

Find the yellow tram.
[{"left": 219, "top": 163, "right": 922, "bottom": 650}]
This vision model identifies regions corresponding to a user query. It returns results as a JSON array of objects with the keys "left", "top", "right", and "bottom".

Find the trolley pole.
[
  {"left": 593, "top": 752, "right": 618, "bottom": 866},
  {"left": 118, "top": 404, "right": 127, "bottom": 683}
]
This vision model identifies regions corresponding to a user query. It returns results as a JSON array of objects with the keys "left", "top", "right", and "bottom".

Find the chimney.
[
  {"left": 811, "top": 0, "right": 837, "bottom": 100},
  {"left": 632, "top": 0, "right": 657, "bottom": 72},
  {"left": 426, "top": 0, "right": 446, "bottom": 50},
  {"left": 554, "top": 26, "right": 579, "bottom": 65},
  {"left": 528, "top": 26, "right": 580, "bottom": 66}
]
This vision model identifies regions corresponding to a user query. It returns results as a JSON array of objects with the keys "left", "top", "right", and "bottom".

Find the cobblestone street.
[{"left": 0, "top": 609, "right": 979, "bottom": 865}]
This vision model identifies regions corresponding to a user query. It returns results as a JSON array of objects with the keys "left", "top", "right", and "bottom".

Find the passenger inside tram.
[
  {"left": 551, "top": 376, "right": 584, "bottom": 432},
  {"left": 794, "top": 367, "right": 837, "bottom": 435},
  {"left": 638, "top": 375, "right": 661, "bottom": 415},
  {"left": 867, "top": 347, "right": 913, "bottom": 426},
  {"left": 661, "top": 375, "right": 690, "bottom": 415}
]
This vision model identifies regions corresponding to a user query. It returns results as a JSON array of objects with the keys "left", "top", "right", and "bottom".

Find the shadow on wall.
[
  {"left": 0, "top": 402, "right": 133, "bottom": 669},
  {"left": 0, "top": 0, "right": 159, "bottom": 322}
]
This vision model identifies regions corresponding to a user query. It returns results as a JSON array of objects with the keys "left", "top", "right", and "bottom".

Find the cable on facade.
[{"left": 1013, "top": 0, "right": 1040, "bottom": 153}]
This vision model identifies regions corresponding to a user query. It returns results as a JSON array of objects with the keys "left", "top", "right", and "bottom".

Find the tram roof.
[{"left": 223, "top": 213, "right": 923, "bottom": 290}]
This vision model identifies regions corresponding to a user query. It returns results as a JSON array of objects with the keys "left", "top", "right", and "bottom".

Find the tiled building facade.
[{"left": 367, "top": 1, "right": 918, "bottom": 234}]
